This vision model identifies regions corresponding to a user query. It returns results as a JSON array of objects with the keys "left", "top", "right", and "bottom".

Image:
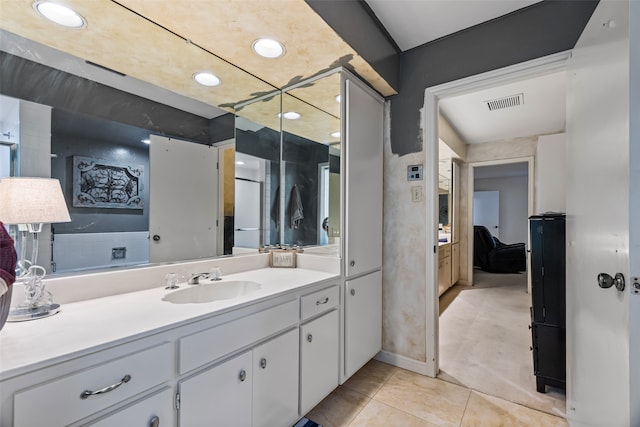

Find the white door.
[
  {"left": 178, "top": 351, "right": 252, "bottom": 427},
  {"left": 473, "top": 190, "right": 500, "bottom": 238},
  {"left": 344, "top": 270, "right": 382, "bottom": 379},
  {"left": 565, "top": 1, "right": 637, "bottom": 425},
  {"left": 234, "top": 178, "right": 261, "bottom": 248},
  {"left": 300, "top": 310, "right": 339, "bottom": 415},
  {"left": 149, "top": 135, "right": 218, "bottom": 263},
  {"left": 252, "top": 329, "right": 299, "bottom": 427},
  {"left": 344, "top": 78, "right": 383, "bottom": 277}
]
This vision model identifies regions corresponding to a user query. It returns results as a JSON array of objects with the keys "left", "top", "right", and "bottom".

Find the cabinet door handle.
[
  {"left": 350, "top": 289, "right": 356, "bottom": 296},
  {"left": 80, "top": 374, "right": 131, "bottom": 399},
  {"left": 149, "top": 415, "right": 160, "bottom": 427},
  {"left": 316, "top": 297, "right": 329, "bottom": 305},
  {"left": 307, "top": 334, "right": 313, "bottom": 343},
  {"left": 239, "top": 369, "right": 247, "bottom": 382},
  {"left": 350, "top": 260, "right": 355, "bottom": 267},
  {"left": 260, "top": 358, "right": 267, "bottom": 369}
]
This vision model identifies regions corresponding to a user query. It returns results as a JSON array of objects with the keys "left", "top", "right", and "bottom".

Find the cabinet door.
[
  {"left": 178, "top": 351, "right": 252, "bottom": 427},
  {"left": 344, "top": 78, "right": 383, "bottom": 277},
  {"left": 300, "top": 310, "right": 339, "bottom": 415},
  {"left": 344, "top": 271, "right": 382, "bottom": 379},
  {"left": 452, "top": 242, "right": 460, "bottom": 284},
  {"left": 253, "top": 329, "right": 299, "bottom": 427},
  {"left": 90, "top": 388, "right": 173, "bottom": 427}
]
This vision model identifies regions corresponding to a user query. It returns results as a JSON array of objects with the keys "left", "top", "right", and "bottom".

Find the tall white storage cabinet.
[{"left": 343, "top": 75, "right": 384, "bottom": 380}]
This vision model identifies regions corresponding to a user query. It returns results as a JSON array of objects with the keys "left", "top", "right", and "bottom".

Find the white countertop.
[{"left": 0, "top": 268, "right": 338, "bottom": 380}]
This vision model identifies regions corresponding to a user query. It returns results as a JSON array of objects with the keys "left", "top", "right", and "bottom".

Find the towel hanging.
[{"left": 290, "top": 185, "right": 304, "bottom": 229}]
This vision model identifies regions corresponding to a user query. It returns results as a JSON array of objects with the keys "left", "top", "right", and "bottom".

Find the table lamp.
[{"left": 0, "top": 177, "right": 71, "bottom": 321}]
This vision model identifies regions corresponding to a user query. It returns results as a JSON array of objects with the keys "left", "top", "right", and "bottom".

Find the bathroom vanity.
[{"left": 0, "top": 266, "right": 342, "bottom": 426}]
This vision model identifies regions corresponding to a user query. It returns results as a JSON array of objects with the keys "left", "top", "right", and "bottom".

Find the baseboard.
[{"left": 375, "top": 350, "right": 433, "bottom": 377}]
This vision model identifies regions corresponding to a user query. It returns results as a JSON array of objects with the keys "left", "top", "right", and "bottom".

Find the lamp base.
[{"left": 6, "top": 303, "right": 60, "bottom": 322}]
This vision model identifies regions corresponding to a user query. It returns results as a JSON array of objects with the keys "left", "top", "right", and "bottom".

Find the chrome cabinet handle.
[
  {"left": 350, "top": 289, "right": 356, "bottom": 296},
  {"left": 350, "top": 260, "right": 355, "bottom": 267},
  {"left": 149, "top": 415, "right": 160, "bottom": 427},
  {"left": 80, "top": 374, "right": 131, "bottom": 399},
  {"left": 316, "top": 297, "right": 329, "bottom": 305},
  {"left": 260, "top": 358, "right": 267, "bottom": 369},
  {"left": 307, "top": 334, "right": 313, "bottom": 343},
  {"left": 239, "top": 369, "right": 247, "bottom": 382}
]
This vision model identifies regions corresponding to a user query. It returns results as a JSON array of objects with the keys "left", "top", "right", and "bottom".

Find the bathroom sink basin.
[{"left": 163, "top": 281, "right": 262, "bottom": 304}]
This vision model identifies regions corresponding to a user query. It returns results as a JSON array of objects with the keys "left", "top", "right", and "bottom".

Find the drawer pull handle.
[
  {"left": 239, "top": 369, "right": 247, "bottom": 382},
  {"left": 350, "top": 289, "right": 356, "bottom": 296},
  {"left": 316, "top": 297, "right": 329, "bottom": 305},
  {"left": 307, "top": 334, "right": 313, "bottom": 343},
  {"left": 149, "top": 415, "right": 160, "bottom": 427},
  {"left": 80, "top": 374, "right": 131, "bottom": 400},
  {"left": 260, "top": 357, "right": 267, "bottom": 369}
]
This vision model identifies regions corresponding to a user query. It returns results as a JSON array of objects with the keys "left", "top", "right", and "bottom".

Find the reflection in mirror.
[
  {"left": 0, "top": 2, "right": 278, "bottom": 275},
  {"left": 438, "top": 138, "right": 461, "bottom": 241},
  {"left": 281, "top": 72, "right": 341, "bottom": 249},
  {"left": 233, "top": 92, "right": 282, "bottom": 252}
]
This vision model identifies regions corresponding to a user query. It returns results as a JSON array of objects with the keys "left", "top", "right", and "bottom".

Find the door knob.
[
  {"left": 152, "top": 234, "right": 161, "bottom": 242},
  {"left": 598, "top": 272, "right": 625, "bottom": 291}
]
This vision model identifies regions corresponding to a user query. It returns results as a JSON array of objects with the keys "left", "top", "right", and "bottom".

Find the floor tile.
[
  {"left": 373, "top": 369, "right": 470, "bottom": 426},
  {"left": 347, "top": 400, "right": 439, "bottom": 427},
  {"left": 305, "top": 386, "right": 369, "bottom": 427},
  {"left": 341, "top": 359, "right": 397, "bottom": 397},
  {"left": 460, "top": 391, "right": 569, "bottom": 427}
]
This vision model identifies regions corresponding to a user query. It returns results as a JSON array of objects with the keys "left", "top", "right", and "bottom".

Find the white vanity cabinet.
[
  {"left": 343, "top": 77, "right": 384, "bottom": 278},
  {"left": 300, "top": 309, "right": 339, "bottom": 415},
  {"left": 12, "top": 342, "right": 173, "bottom": 427},
  {"left": 341, "top": 72, "right": 384, "bottom": 382},
  {"left": 178, "top": 350, "right": 254, "bottom": 427},
  {"left": 344, "top": 271, "right": 382, "bottom": 379},
  {"left": 89, "top": 387, "right": 174, "bottom": 427}
]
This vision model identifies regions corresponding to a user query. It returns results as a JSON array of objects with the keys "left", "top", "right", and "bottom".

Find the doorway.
[{"left": 425, "top": 52, "right": 569, "bottom": 413}]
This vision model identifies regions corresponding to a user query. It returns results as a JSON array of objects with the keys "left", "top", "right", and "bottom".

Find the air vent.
[{"left": 485, "top": 93, "right": 524, "bottom": 111}]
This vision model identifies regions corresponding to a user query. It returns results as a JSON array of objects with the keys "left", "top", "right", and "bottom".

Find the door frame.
[
  {"left": 468, "top": 157, "right": 534, "bottom": 292},
  {"left": 423, "top": 50, "right": 571, "bottom": 376}
]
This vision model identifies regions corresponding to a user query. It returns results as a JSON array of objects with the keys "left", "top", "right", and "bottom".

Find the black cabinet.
[{"left": 529, "top": 213, "right": 565, "bottom": 393}]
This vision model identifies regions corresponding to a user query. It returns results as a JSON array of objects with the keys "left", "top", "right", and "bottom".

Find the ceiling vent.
[{"left": 485, "top": 93, "right": 524, "bottom": 111}]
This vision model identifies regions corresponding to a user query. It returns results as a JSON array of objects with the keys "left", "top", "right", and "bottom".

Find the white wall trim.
[
  {"left": 423, "top": 50, "right": 570, "bottom": 377},
  {"left": 374, "top": 350, "right": 431, "bottom": 375}
]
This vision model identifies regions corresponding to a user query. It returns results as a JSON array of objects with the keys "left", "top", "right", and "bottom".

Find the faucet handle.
[{"left": 209, "top": 267, "right": 222, "bottom": 281}]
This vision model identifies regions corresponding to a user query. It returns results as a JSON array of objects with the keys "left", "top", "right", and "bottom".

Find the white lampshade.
[{"left": 0, "top": 177, "right": 71, "bottom": 225}]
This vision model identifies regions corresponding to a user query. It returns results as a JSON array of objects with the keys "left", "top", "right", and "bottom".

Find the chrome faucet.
[{"left": 188, "top": 273, "right": 209, "bottom": 285}]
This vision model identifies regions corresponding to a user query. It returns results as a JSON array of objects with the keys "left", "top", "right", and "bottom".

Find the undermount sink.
[{"left": 162, "top": 280, "right": 262, "bottom": 304}]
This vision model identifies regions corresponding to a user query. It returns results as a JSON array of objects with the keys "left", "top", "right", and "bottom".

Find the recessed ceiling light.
[
  {"left": 141, "top": 139, "right": 150, "bottom": 144},
  {"left": 252, "top": 38, "right": 285, "bottom": 59},
  {"left": 193, "top": 72, "right": 221, "bottom": 87},
  {"left": 278, "top": 111, "right": 301, "bottom": 120},
  {"left": 331, "top": 131, "right": 341, "bottom": 138},
  {"left": 33, "top": 1, "right": 86, "bottom": 28},
  {"left": 335, "top": 95, "right": 341, "bottom": 103}
]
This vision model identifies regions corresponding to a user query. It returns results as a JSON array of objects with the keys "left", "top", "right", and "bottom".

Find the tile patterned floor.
[{"left": 305, "top": 360, "right": 568, "bottom": 427}]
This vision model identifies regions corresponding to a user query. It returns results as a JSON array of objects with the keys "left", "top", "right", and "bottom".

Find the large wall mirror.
[{"left": 0, "top": 2, "right": 343, "bottom": 277}]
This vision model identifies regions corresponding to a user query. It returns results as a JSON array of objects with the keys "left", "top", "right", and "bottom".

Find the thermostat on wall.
[{"left": 408, "top": 164, "right": 423, "bottom": 181}]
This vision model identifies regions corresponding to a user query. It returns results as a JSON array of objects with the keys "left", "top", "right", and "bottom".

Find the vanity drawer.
[
  {"left": 439, "top": 244, "right": 451, "bottom": 260},
  {"left": 300, "top": 285, "right": 339, "bottom": 321},
  {"left": 89, "top": 387, "right": 174, "bottom": 426},
  {"left": 179, "top": 299, "right": 298, "bottom": 374},
  {"left": 14, "top": 342, "right": 172, "bottom": 427}
]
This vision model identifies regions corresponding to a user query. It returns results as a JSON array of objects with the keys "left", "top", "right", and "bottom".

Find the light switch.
[{"left": 411, "top": 185, "right": 422, "bottom": 202}]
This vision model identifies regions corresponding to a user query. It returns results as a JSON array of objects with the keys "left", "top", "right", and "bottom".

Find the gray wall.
[
  {"left": 308, "top": 0, "right": 598, "bottom": 156},
  {"left": 393, "top": 0, "right": 597, "bottom": 156}
]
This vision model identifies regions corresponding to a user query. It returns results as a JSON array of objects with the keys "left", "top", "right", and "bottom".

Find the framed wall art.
[{"left": 73, "top": 156, "right": 144, "bottom": 209}]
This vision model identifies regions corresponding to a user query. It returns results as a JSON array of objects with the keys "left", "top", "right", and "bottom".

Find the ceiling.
[
  {"left": 439, "top": 71, "right": 566, "bottom": 144},
  {"left": 365, "top": 0, "right": 542, "bottom": 52}
]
